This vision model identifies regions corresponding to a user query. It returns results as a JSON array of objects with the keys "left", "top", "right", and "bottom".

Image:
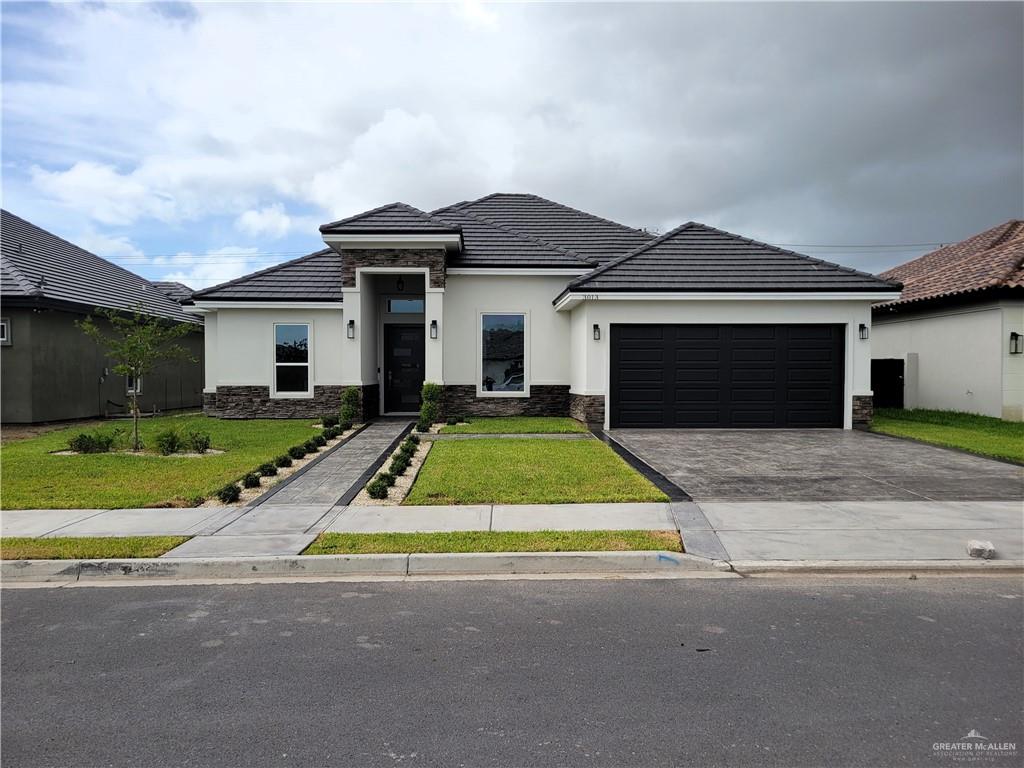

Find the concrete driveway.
[{"left": 608, "top": 428, "right": 1024, "bottom": 502}]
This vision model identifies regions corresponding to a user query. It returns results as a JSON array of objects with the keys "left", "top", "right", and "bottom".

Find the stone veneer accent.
[
  {"left": 341, "top": 248, "right": 446, "bottom": 288},
  {"left": 852, "top": 395, "right": 873, "bottom": 429},
  {"left": 569, "top": 393, "right": 605, "bottom": 425},
  {"left": 203, "top": 386, "right": 344, "bottom": 419},
  {"left": 442, "top": 385, "right": 570, "bottom": 418}
]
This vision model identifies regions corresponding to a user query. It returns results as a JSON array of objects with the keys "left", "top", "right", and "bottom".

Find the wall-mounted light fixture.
[
  {"left": 1011, "top": 331, "right": 1023, "bottom": 355},
  {"left": 396, "top": 277, "right": 405, "bottom": 292},
  {"left": 858, "top": 323, "right": 869, "bottom": 340},
  {"left": 430, "top": 319, "right": 438, "bottom": 339},
  {"left": 347, "top": 319, "right": 355, "bottom": 339},
  {"left": 593, "top": 324, "right": 601, "bottom": 341}
]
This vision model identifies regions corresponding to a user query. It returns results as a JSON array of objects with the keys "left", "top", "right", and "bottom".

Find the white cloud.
[
  {"left": 235, "top": 203, "right": 292, "bottom": 239},
  {"left": 73, "top": 231, "right": 145, "bottom": 260},
  {"left": 158, "top": 246, "right": 269, "bottom": 290}
]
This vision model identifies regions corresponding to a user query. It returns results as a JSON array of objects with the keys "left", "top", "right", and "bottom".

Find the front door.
[{"left": 383, "top": 324, "right": 425, "bottom": 412}]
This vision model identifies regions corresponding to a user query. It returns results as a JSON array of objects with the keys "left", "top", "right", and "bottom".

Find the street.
[{"left": 2, "top": 577, "right": 1022, "bottom": 767}]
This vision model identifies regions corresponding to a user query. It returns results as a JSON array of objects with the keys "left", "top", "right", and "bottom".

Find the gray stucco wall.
[{"left": 0, "top": 306, "right": 205, "bottom": 424}]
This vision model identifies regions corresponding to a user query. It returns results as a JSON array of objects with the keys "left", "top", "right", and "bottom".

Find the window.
[
  {"left": 387, "top": 298, "right": 424, "bottom": 314},
  {"left": 480, "top": 313, "right": 527, "bottom": 396},
  {"left": 0, "top": 318, "right": 9, "bottom": 346},
  {"left": 126, "top": 374, "right": 142, "bottom": 395},
  {"left": 274, "top": 323, "right": 311, "bottom": 396}
]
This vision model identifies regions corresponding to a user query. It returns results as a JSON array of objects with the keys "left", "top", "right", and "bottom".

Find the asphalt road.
[{"left": 2, "top": 577, "right": 1022, "bottom": 768}]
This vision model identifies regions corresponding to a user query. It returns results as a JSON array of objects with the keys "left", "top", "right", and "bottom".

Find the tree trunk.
[{"left": 131, "top": 392, "right": 141, "bottom": 451}]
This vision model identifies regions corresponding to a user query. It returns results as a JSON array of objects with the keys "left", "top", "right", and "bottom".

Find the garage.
[{"left": 610, "top": 324, "right": 845, "bottom": 428}]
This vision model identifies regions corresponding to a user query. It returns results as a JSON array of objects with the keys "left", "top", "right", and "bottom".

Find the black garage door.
[{"left": 610, "top": 324, "right": 844, "bottom": 428}]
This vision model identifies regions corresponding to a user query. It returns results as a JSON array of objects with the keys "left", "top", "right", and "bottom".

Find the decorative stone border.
[{"left": 350, "top": 438, "right": 432, "bottom": 506}]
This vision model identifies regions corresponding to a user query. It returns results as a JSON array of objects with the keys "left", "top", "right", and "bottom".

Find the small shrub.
[
  {"left": 258, "top": 462, "right": 278, "bottom": 477},
  {"left": 242, "top": 472, "right": 261, "bottom": 489},
  {"left": 390, "top": 454, "right": 410, "bottom": 476},
  {"left": 375, "top": 471, "right": 395, "bottom": 487},
  {"left": 419, "top": 382, "right": 442, "bottom": 427},
  {"left": 185, "top": 430, "right": 211, "bottom": 454},
  {"left": 367, "top": 477, "right": 390, "bottom": 499},
  {"left": 407, "top": 433, "right": 420, "bottom": 445},
  {"left": 399, "top": 440, "right": 416, "bottom": 458},
  {"left": 313, "top": 434, "right": 327, "bottom": 447},
  {"left": 446, "top": 417, "right": 459, "bottom": 426},
  {"left": 303, "top": 439, "right": 319, "bottom": 453},
  {"left": 274, "top": 454, "right": 293, "bottom": 468},
  {"left": 288, "top": 445, "right": 307, "bottom": 460},
  {"left": 321, "top": 414, "right": 339, "bottom": 429},
  {"left": 67, "top": 430, "right": 117, "bottom": 454},
  {"left": 340, "top": 387, "right": 361, "bottom": 425},
  {"left": 323, "top": 427, "right": 339, "bottom": 440},
  {"left": 153, "top": 429, "right": 182, "bottom": 456},
  {"left": 415, "top": 420, "right": 431, "bottom": 433},
  {"left": 338, "top": 421, "right": 353, "bottom": 432},
  {"left": 217, "top": 484, "right": 241, "bottom": 503}
]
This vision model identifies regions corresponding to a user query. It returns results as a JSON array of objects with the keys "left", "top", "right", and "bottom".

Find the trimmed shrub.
[
  {"left": 242, "top": 472, "right": 261, "bottom": 489},
  {"left": 375, "top": 471, "right": 396, "bottom": 487},
  {"left": 366, "top": 477, "right": 390, "bottom": 499},
  {"left": 321, "top": 414, "right": 339, "bottom": 429},
  {"left": 274, "top": 454, "right": 293, "bottom": 468},
  {"left": 338, "top": 421, "right": 353, "bottom": 432},
  {"left": 399, "top": 440, "right": 416, "bottom": 458},
  {"left": 258, "top": 462, "right": 278, "bottom": 477},
  {"left": 217, "top": 484, "right": 241, "bottom": 503},
  {"left": 303, "top": 439, "right": 319, "bottom": 453},
  {"left": 288, "top": 445, "right": 307, "bottom": 460},
  {"left": 153, "top": 429, "right": 182, "bottom": 456},
  {"left": 446, "top": 417, "right": 459, "bottom": 426},
  {"left": 67, "top": 430, "right": 117, "bottom": 454},
  {"left": 415, "top": 420, "right": 431, "bottom": 433},
  {"left": 323, "top": 427, "right": 339, "bottom": 440},
  {"left": 340, "top": 386, "right": 361, "bottom": 426},
  {"left": 419, "top": 382, "right": 442, "bottom": 427},
  {"left": 313, "top": 434, "right": 327, "bottom": 447},
  {"left": 390, "top": 453, "right": 410, "bottom": 476},
  {"left": 185, "top": 430, "right": 211, "bottom": 454},
  {"left": 407, "top": 433, "right": 420, "bottom": 445}
]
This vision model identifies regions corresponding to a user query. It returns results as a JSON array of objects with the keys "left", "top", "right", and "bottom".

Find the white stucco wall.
[
  {"left": 203, "top": 307, "right": 345, "bottom": 390},
  {"left": 873, "top": 300, "right": 1023, "bottom": 420},
  {"left": 442, "top": 274, "right": 572, "bottom": 387}
]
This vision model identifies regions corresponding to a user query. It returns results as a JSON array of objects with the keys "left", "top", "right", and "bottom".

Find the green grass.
[
  {"left": 404, "top": 438, "right": 669, "bottom": 505},
  {"left": 304, "top": 529, "right": 682, "bottom": 555},
  {"left": 0, "top": 414, "right": 323, "bottom": 509},
  {"left": 872, "top": 408, "right": 1024, "bottom": 464},
  {"left": 0, "top": 536, "right": 189, "bottom": 560},
  {"left": 439, "top": 417, "right": 589, "bottom": 434}
]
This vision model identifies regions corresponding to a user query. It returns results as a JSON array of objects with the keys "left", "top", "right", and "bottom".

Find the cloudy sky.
[{"left": 2, "top": 1, "right": 1021, "bottom": 288}]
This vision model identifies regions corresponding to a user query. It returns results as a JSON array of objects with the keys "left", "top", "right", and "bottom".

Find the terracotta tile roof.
[{"left": 877, "top": 219, "right": 1024, "bottom": 308}]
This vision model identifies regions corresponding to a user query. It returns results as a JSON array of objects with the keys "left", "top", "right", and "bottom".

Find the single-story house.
[
  {"left": 188, "top": 194, "right": 901, "bottom": 429},
  {"left": 872, "top": 220, "right": 1024, "bottom": 420},
  {"left": 0, "top": 209, "right": 205, "bottom": 424}
]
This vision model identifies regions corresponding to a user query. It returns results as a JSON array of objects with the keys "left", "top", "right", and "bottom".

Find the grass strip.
[
  {"left": 1, "top": 536, "right": 189, "bottom": 560},
  {"left": 872, "top": 408, "right": 1024, "bottom": 464},
  {"left": 439, "top": 417, "right": 589, "bottom": 434},
  {"left": 304, "top": 529, "right": 682, "bottom": 555}
]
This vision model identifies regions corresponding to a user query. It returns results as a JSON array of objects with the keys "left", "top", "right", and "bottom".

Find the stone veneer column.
[{"left": 852, "top": 395, "right": 873, "bottom": 429}]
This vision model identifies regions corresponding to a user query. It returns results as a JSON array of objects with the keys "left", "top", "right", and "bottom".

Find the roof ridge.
[
  {"left": 987, "top": 219, "right": 1024, "bottom": 250},
  {"left": 318, "top": 201, "right": 458, "bottom": 233},
  {"left": 189, "top": 247, "right": 334, "bottom": 300},
  {"left": 466, "top": 193, "right": 653, "bottom": 239},
  {"left": 566, "top": 221, "right": 701, "bottom": 289}
]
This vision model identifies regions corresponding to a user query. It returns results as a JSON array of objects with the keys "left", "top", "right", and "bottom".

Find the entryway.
[{"left": 383, "top": 325, "right": 425, "bottom": 413}]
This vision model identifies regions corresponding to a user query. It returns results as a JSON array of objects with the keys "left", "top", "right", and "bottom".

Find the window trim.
[
  {"left": 0, "top": 318, "right": 9, "bottom": 346},
  {"left": 126, "top": 374, "right": 143, "bottom": 395},
  {"left": 271, "top": 322, "right": 314, "bottom": 399},
  {"left": 477, "top": 311, "right": 529, "bottom": 399}
]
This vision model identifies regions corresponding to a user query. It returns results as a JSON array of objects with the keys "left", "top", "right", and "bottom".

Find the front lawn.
[
  {"left": 305, "top": 530, "right": 682, "bottom": 554},
  {"left": 0, "top": 536, "right": 188, "bottom": 560},
  {"left": 0, "top": 414, "right": 323, "bottom": 509},
  {"left": 403, "top": 438, "right": 668, "bottom": 505},
  {"left": 872, "top": 408, "right": 1024, "bottom": 464},
  {"left": 439, "top": 417, "right": 588, "bottom": 434}
]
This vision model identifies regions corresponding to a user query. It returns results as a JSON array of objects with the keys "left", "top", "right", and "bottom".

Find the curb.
[
  {"left": 1, "top": 550, "right": 715, "bottom": 583},
  {"left": 727, "top": 559, "right": 1024, "bottom": 576}
]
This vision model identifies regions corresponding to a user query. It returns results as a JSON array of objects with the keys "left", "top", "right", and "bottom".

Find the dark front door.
[
  {"left": 871, "top": 358, "right": 905, "bottom": 409},
  {"left": 610, "top": 324, "right": 845, "bottom": 428},
  {"left": 384, "top": 325, "right": 425, "bottom": 413}
]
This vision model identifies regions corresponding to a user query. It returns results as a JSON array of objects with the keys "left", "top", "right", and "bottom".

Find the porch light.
[
  {"left": 593, "top": 324, "right": 601, "bottom": 341},
  {"left": 347, "top": 319, "right": 355, "bottom": 339},
  {"left": 430, "top": 319, "right": 438, "bottom": 339},
  {"left": 396, "top": 277, "right": 405, "bottom": 292},
  {"left": 858, "top": 323, "right": 869, "bottom": 340},
  {"left": 1011, "top": 332, "right": 1023, "bottom": 355}
]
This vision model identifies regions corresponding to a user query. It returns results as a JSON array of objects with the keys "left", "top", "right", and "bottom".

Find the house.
[
  {"left": 0, "top": 210, "right": 205, "bottom": 424},
  {"left": 872, "top": 220, "right": 1024, "bottom": 421},
  {"left": 188, "top": 194, "right": 900, "bottom": 429}
]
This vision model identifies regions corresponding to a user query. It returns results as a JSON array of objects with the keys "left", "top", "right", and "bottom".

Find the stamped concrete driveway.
[{"left": 607, "top": 429, "right": 1024, "bottom": 503}]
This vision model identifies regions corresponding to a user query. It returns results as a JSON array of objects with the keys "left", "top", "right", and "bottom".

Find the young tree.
[{"left": 77, "top": 306, "right": 197, "bottom": 451}]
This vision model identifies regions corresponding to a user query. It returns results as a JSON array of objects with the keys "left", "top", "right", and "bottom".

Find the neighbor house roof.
[
  {"left": 189, "top": 248, "right": 343, "bottom": 302},
  {"left": 0, "top": 209, "right": 197, "bottom": 324},
  {"left": 875, "top": 220, "right": 1024, "bottom": 310},
  {"left": 151, "top": 281, "right": 194, "bottom": 303},
  {"left": 561, "top": 222, "right": 901, "bottom": 297},
  {"left": 319, "top": 202, "right": 460, "bottom": 234}
]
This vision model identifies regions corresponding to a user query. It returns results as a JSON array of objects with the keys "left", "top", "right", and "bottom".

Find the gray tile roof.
[
  {"left": 189, "top": 249, "right": 343, "bottom": 302},
  {"left": 453, "top": 193, "right": 654, "bottom": 264},
  {"left": 0, "top": 209, "right": 197, "bottom": 323},
  {"left": 433, "top": 206, "right": 590, "bottom": 268},
  {"left": 320, "top": 202, "right": 460, "bottom": 234},
  {"left": 564, "top": 221, "right": 902, "bottom": 294},
  {"left": 151, "top": 281, "right": 194, "bottom": 303}
]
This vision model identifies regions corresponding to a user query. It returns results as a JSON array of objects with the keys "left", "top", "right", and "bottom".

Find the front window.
[
  {"left": 274, "top": 323, "right": 310, "bottom": 396},
  {"left": 387, "top": 298, "right": 424, "bottom": 314},
  {"left": 480, "top": 313, "right": 526, "bottom": 395},
  {"left": 0, "top": 318, "right": 9, "bottom": 346},
  {"left": 126, "top": 374, "right": 142, "bottom": 395}
]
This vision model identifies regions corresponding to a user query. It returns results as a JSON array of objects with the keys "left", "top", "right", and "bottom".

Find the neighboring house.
[
  {"left": 188, "top": 194, "right": 900, "bottom": 429},
  {"left": 151, "top": 281, "right": 195, "bottom": 304},
  {"left": 872, "top": 220, "right": 1024, "bottom": 421},
  {"left": 0, "top": 210, "right": 204, "bottom": 424}
]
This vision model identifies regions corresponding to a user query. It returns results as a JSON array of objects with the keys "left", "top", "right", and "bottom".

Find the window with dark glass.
[
  {"left": 387, "top": 298, "right": 425, "bottom": 314},
  {"left": 275, "top": 324, "right": 310, "bottom": 394},
  {"left": 481, "top": 314, "right": 525, "bottom": 393}
]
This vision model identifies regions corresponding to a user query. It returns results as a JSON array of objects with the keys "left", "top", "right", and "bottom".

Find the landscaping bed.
[
  {"left": 304, "top": 529, "right": 682, "bottom": 555},
  {"left": 437, "top": 417, "right": 589, "bottom": 434},
  {"left": 0, "top": 536, "right": 188, "bottom": 560},
  {"left": 351, "top": 433, "right": 431, "bottom": 506},
  {"left": 403, "top": 438, "right": 669, "bottom": 505},
  {"left": 872, "top": 408, "right": 1024, "bottom": 464}
]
